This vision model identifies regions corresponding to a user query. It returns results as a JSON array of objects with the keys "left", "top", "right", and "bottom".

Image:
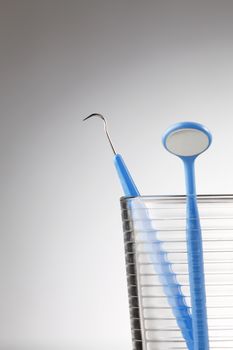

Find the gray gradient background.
[{"left": 1, "top": 0, "right": 233, "bottom": 349}]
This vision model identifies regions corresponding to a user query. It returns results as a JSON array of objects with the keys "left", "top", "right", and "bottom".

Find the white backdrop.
[{"left": 1, "top": 0, "right": 233, "bottom": 349}]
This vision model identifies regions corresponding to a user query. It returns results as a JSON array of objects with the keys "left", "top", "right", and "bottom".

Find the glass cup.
[{"left": 121, "top": 195, "right": 233, "bottom": 350}]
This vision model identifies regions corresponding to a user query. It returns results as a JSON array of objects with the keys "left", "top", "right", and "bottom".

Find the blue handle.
[
  {"left": 184, "top": 158, "right": 209, "bottom": 350},
  {"left": 114, "top": 153, "right": 193, "bottom": 349},
  {"left": 114, "top": 154, "right": 140, "bottom": 197}
]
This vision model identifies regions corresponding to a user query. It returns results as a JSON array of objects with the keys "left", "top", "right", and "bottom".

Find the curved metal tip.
[
  {"left": 83, "top": 113, "right": 105, "bottom": 122},
  {"left": 83, "top": 113, "right": 117, "bottom": 155}
]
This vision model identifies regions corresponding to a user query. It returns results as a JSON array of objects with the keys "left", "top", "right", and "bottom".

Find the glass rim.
[{"left": 121, "top": 193, "right": 233, "bottom": 204}]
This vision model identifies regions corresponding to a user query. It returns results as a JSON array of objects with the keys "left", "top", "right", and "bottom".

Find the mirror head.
[{"left": 162, "top": 122, "right": 212, "bottom": 158}]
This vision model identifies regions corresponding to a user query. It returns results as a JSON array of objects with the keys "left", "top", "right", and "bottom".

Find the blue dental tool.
[
  {"left": 163, "top": 121, "right": 211, "bottom": 350},
  {"left": 83, "top": 113, "right": 140, "bottom": 196},
  {"left": 84, "top": 114, "right": 193, "bottom": 348}
]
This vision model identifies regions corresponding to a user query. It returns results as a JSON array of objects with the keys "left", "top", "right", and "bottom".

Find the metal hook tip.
[
  {"left": 82, "top": 112, "right": 116, "bottom": 155},
  {"left": 83, "top": 113, "right": 105, "bottom": 122}
]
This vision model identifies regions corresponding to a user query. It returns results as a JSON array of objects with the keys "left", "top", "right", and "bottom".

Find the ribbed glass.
[{"left": 121, "top": 195, "right": 233, "bottom": 350}]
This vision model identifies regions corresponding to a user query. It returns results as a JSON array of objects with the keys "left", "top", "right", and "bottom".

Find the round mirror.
[{"left": 163, "top": 123, "right": 212, "bottom": 157}]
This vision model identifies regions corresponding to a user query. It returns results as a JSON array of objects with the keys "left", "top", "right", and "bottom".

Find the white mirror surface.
[{"left": 165, "top": 128, "right": 210, "bottom": 156}]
